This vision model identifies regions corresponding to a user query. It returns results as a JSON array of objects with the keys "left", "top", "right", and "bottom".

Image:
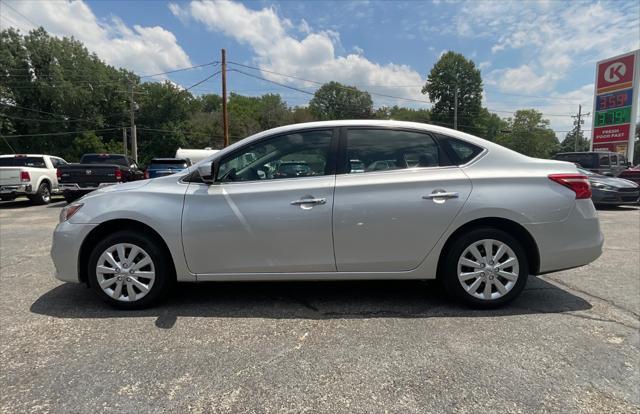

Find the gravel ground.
[{"left": 0, "top": 198, "right": 638, "bottom": 413}]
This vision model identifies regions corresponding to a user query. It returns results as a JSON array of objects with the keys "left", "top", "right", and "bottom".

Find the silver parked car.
[{"left": 51, "top": 120, "right": 603, "bottom": 309}]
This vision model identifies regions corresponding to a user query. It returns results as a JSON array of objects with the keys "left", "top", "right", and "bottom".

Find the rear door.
[{"left": 333, "top": 128, "right": 473, "bottom": 272}]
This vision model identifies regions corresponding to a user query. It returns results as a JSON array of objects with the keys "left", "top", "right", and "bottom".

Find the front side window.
[
  {"left": 346, "top": 129, "right": 449, "bottom": 174},
  {"left": 217, "top": 130, "right": 333, "bottom": 182}
]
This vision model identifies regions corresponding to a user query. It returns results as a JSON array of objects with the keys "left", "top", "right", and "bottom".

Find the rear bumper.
[
  {"left": 0, "top": 184, "right": 32, "bottom": 195},
  {"left": 59, "top": 182, "right": 117, "bottom": 192},
  {"left": 51, "top": 221, "right": 97, "bottom": 283},
  {"left": 527, "top": 199, "right": 604, "bottom": 274}
]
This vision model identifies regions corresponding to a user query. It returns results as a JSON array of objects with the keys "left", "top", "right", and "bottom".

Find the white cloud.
[
  {"left": 456, "top": 1, "right": 640, "bottom": 94},
  {"left": 4, "top": 1, "right": 192, "bottom": 76},
  {"left": 171, "top": 0, "right": 427, "bottom": 105},
  {"left": 478, "top": 61, "right": 491, "bottom": 71}
]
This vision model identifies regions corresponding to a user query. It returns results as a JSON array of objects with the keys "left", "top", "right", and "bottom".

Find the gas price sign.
[{"left": 591, "top": 50, "right": 639, "bottom": 161}]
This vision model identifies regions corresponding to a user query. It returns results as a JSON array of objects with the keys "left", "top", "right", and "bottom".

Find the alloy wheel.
[
  {"left": 457, "top": 239, "right": 519, "bottom": 300},
  {"left": 96, "top": 243, "right": 156, "bottom": 302}
]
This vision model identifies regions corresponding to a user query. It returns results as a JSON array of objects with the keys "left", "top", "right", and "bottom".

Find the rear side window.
[
  {"left": 437, "top": 136, "right": 484, "bottom": 165},
  {"left": 346, "top": 129, "right": 451, "bottom": 174},
  {"left": 0, "top": 156, "right": 46, "bottom": 168},
  {"left": 600, "top": 154, "right": 610, "bottom": 167}
]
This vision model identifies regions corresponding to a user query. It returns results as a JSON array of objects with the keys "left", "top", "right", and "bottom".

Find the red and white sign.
[
  {"left": 591, "top": 50, "right": 639, "bottom": 162},
  {"left": 593, "top": 124, "right": 631, "bottom": 144},
  {"left": 597, "top": 54, "right": 635, "bottom": 93}
]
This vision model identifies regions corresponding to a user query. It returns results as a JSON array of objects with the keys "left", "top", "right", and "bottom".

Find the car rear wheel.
[
  {"left": 28, "top": 182, "right": 51, "bottom": 205},
  {"left": 442, "top": 228, "right": 528, "bottom": 308},
  {"left": 88, "top": 231, "right": 173, "bottom": 309}
]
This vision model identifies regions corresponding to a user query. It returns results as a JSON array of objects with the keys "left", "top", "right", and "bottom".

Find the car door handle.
[
  {"left": 291, "top": 197, "right": 327, "bottom": 205},
  {"left": 422, "top": 191, "right": 459, "bottom": 200}
]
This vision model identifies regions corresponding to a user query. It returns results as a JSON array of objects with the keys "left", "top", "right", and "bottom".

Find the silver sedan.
[{"left": 51, "top": 120, "right": 603, "bottom": 309}]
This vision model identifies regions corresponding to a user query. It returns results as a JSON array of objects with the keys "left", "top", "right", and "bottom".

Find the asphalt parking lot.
[{"left": 0, "top": 197, "right": 638, "bottom": 413}]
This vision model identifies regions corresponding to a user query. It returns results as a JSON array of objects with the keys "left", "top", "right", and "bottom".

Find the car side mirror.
[{"left": 197, "top": 160, "right": 217, "bottom": 184}]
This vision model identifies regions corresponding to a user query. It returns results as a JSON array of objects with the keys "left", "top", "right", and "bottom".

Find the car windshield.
[
  {"left": 0, "top": 156, "right": 46, "bottom": 168},
  {"left": 149, "top": 160, "right": 188, "bottom": 169},
  {"left": 554, "top": 153, "right": 597, "bottom": 168},
  {"left": 80, "top": 155, "right": 128, "bottom": 166}
]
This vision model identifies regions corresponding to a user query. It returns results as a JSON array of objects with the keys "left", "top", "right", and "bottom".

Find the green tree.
[
  {"left": 496, "top": 109, "right": 559, "bottom": 158},
  {"left": 374, "top": 105, "right": 431, "bottom": 123},
  {"left": 1, "top": 28, "right": 131, "bottom": 158},
  {"left": 559, "top": 124, "right": 589, "bottom": 153},
  {"left": 475, "top": 108, "right": 508, "bottom": 142},
  {"left": 309, "top": 81, "right": 373, "bottom": 120},
  {"left": 68, "top": 132, "right": 106, "bottom": 161},
  {"left": 422, "top": 51, "right": 483, "bottom": 133}
]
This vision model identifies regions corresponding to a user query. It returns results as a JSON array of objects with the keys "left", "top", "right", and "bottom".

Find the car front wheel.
[
  {"left": 88, "top": 231, "right": 173, "bottom": 309},
  {"left": 442, "top": 228, "right": 528, "bottom": 308}
]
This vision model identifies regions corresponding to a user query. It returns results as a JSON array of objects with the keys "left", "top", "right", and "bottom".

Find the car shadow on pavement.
[
  {"left": 31, "top": 276, "right": 591, "bottom": 329},
  {"left": 0, "top": 198, "right": 65, "bottom": 209}
]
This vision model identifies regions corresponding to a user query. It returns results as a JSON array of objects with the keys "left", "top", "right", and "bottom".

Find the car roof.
[
  {"left": 0, "top": 154, "right": 49, "bottom": 158},
  {"left": 193, "top": 120, "right": 531, "bottom": 168},
  {"left": 150, "top": 158, "right": 188, "bottom": 162}
]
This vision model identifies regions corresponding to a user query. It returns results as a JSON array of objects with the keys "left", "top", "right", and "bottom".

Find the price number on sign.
[
  {"left": 598, "top": 94, "right": 627, "bottom": 110},
  {"left": 595, "top": 107, "right": 631, "bottom": 127}
]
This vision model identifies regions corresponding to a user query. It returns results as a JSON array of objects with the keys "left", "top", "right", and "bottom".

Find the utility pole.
[
  {"left": 221, "top": 48, "right": 229, "bottom": 147},
  {"left": 129, "top": 81, "right": 138, "bottom": 162},
  {"left": 571, "top": 104, "right": 590, "bottom": 152},
  {"left": 122, "top": 127, "right": 127, "bottom": 156},
  {"left": 453, "top": 88, "right": 458, "bottom": 130}
]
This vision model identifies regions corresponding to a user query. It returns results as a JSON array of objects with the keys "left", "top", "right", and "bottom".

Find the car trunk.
[{"left": 58, "top": 164, "right": 120, "bottom": 188}]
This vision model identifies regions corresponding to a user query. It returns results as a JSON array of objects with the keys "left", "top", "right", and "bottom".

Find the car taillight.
[
  {"left": 114, "top": 169, "right": 122, "bottom": 181},
  {"left": 56, "top": 168, "right": 62, "bottom": 179},
  {"left": 144, "top": 169, "right": 149, "bottom": 179},
  {"left": 548, "top": 174, "right": 591, "bottom": 199},
  {"left": 20, "top": 171, "right": 30, "bottom": 182}
]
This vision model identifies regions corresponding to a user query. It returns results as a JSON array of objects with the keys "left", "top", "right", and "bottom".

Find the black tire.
[
  {"left": 441, "top": 227, "right": 529, "bottom": 309},
  {"left": 87, "top": 230, "right": 174, "bottom": 310},
  {"left": 28, "top": 182, "right": 51, "bottom": 205},
  {"left": 63, "top": 191, "right": 81, "bottom": 203}
]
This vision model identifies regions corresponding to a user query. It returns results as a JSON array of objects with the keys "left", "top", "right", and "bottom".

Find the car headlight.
[
  {"left": 59, "top": 203, "right": 83, "bottom": 223},
  {"left": 591, "top": 182, "right": 616, "bottom": 191}
]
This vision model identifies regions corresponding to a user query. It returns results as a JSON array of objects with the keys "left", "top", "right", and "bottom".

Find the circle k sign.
[{"left": 597, "top": 54, "right": 635, "bottom": 93}]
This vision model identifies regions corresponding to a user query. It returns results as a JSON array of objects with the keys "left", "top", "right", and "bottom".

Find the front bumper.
[
  {"left": 0, "top": 184, "right": 32, "bottom": 195},
  {"left": 51, "top": 220, "right": 97, "bottom": 283},
  {"left": 527, "top": 199, "right": 604, "bottom": 274}
]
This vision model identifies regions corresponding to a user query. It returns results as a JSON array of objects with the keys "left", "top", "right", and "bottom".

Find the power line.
[
  {"left": 2, "top": 2, "right": 39, "bottom": 29},
  {"left": 3, "top": 128, "right": 120, "bottom": 138},
  {"left": 139, "top": 61, "right": 219, "bottom": 78},
  {"left": 184, "top": 69, "right": 222, "bottom": 92},
  {"left": 229, "top": 63, "right": 434, "bottom": 105}
]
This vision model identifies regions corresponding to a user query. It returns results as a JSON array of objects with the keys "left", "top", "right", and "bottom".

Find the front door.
[
  {"left": 182, "top": 129, "right": 337, "bottom": 275},
  {"left": 333, "top": 128, "right": 472, "bottom": 272}
]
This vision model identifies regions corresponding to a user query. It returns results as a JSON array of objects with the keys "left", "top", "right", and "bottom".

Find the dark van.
[{"left": 552, "top": 151, "right": 629, "bottom": 176}]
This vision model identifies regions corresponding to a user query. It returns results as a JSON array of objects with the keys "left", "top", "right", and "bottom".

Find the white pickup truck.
[{"left": 0, "top": 154, "right": 67, "bottom": 204}]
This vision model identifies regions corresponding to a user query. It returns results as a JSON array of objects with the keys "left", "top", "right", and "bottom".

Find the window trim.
[
  {"left": 213, "top": 127, "right": 339, "bottom": 185},
  {"left": 337, "top": 126, "right": 471, "bottom": 175}
]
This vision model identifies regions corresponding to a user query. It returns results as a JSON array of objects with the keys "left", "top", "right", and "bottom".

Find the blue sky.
[{"left": 2, "top": 0, "right": 640, "bottom": 138}]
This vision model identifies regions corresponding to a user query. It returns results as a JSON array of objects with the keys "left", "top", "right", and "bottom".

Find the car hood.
[
  {"left": 81, "top": 180, "right": 151, "bottom": 201},
  {"left": 590, "top": 176, "right": 639, "bottom": 188}
]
